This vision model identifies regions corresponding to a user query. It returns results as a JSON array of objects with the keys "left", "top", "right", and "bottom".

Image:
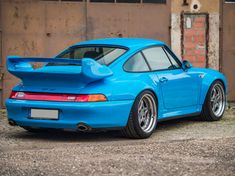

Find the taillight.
[
  {"left": 9, "top": 91, "right": 107, "bottom": 102},
  {"left": 10, "top": 91, "right": 25, "bottom": 99}
]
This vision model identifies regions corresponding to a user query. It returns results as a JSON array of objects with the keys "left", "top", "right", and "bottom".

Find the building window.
[
  {"left": 116, "top": 0, "right": 140, "bottom": 3},
  {"left": 41, "top": 0, "right": 167, "bottom": 3},
  {"left": 41, "top": 0, "right": 83, "bottom": 1},
  {"left": 143, "top": 0, "right": 166, "bottom": 3},
  {"left": 90, "top": 0, "right": 115, "bottom": 2},
  {"left": 62, "top": 0, "right": 83, "bottom": 1},
  {"left": 225, "top": 0, "right": 235, "bottom": 3}
]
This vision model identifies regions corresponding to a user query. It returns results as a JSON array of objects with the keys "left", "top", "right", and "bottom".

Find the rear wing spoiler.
[{"left": 7, "top": 56, "right": 113, "bottom": 84}]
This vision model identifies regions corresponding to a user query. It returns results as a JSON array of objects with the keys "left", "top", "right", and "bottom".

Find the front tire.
[
  {"left": 200, "top": 80, "right": 226, "bottom": 121},
  {"left": 122, "top": 91, "right": 157, "bottom": 139}
]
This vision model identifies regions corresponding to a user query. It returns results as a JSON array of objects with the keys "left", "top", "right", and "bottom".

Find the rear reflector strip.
[{"left": 9, "top": 91, "right": 107, "bottom": 102}]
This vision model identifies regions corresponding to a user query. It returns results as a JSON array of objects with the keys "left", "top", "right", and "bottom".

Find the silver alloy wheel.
[
  {"left": 210, "top": 83, "right": 225, "bottom": 117},
  {"left": 137, "top": 94, "right": 157, "bottom": 133}
]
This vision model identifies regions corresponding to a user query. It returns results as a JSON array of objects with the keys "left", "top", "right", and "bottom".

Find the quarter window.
[
  {"left": 142, "top": 47, "right": 173, "bottom": 71},
  {"left": 124, "top": 52, "right": 149, "bottom": 72}
]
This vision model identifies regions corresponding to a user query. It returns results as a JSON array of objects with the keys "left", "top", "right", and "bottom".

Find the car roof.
[{"left": 73, "top": 38, "right": 165, "bottom": 49}]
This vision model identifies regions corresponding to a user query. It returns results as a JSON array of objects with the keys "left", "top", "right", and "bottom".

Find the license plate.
[{"left": 30, "top": 109, "right": 59, "bottom": 120}]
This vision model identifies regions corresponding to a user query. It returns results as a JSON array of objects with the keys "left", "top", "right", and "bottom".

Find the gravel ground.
[{"left": 0, "top": 108, "right": 235, "bottom": 176}]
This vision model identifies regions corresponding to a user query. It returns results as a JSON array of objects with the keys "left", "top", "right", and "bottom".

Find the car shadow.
[
  {"left": 9, "top": 116, "right": 201, "bottom": 142},
  {"left": 157, "top": 116, "right": 202, "bottom": 131}
]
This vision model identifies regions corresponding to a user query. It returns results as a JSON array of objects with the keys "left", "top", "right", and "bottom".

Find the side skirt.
[{"left": 158, "top": 112, "right": 201, "bottom": 122}]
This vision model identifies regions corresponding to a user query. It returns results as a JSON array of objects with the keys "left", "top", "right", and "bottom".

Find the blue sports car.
[{"left": 6, "top": 38, "right": 227, "bottom": 139}]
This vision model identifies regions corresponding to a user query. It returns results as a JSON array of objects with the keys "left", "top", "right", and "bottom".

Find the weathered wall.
[
  {"left": 222, "top": 2, "right": 235, "bottom": 101},
  {"left": 0, "top": 0, "right": 171, "bottom": 106},
  {"left": 171, "top": 0, "right": 220, "bottom": 70},
  {"left": 0, "top": 1, "right": 2, "bottom": 105},
  {"left": 1, "top": 1, "right": 86, "bottom": 105},
  {"left": 86, "top": 2, "right": 171, "bottom": 43}
]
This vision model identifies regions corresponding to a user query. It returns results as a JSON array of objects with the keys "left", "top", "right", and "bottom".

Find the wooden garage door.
[
  {"left": 222, "top": 1, "right": 235, "bottom": 101},
  {"left": 0, "top": 0, "right": 171, "bottom": 107},
  {"left": 87, "top": 0, "right": 171, "bottom": 45}
]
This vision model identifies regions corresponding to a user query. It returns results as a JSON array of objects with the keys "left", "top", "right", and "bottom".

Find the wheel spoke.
[
  {"left": 212, "top": 103, "right": 216, "bottom": 111},
  {"left": 143, "top": 107, "right": 148, "bottom": 115},
  {"left": 215, "top": 94, "right": 221, "bottom": 102},
  {"left": 138, "top": 100, "right": 144, "bottom": 113},
  {"left": 211, "top": 89, "right": 216, "bottom": 101},
  {"left": 210, "top": 83, "right": 225, "bottom": 117},
  {"left": 138, "top": 113, "right": 142, "bottom": 122},
  {"left": 137, "top": 94, "right": 157, "bottom": 133}
]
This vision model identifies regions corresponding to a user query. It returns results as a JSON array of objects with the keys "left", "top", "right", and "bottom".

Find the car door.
[{"left": 142, "top": 46, "right": 201, "bottom": 109}]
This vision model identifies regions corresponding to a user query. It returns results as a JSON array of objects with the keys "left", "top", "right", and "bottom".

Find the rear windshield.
[{"left": 48, "top": 46, "right": 127, "bottom": 66}]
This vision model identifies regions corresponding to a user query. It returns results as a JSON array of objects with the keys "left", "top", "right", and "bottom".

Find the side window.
[
  {"left": 98, "top": 48, "right": 126, "bottom": 65},
  {"left": 142, "top": 47, "right": 173, "bottom": 70},
  {"left": 163, "top": 48, "right": 181, "bottom": 69},
  {"left": 124, "top": 52, "right": 150, "bottom": 72}
]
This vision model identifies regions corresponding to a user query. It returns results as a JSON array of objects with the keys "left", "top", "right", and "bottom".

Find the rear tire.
[
  {"left": 200, "top": 80, "right": 226, "bottom": 121},
  {"left": 121, "top": 90, "right": 157, "bottom": 139}
]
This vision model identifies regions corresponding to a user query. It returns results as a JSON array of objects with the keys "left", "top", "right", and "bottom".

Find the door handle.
[{"left": 159, "top": 77, "right": 168, "bottom": 83}]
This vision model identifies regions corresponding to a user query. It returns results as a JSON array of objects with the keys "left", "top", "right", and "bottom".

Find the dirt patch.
[{"left": 0, "top": 109, "right": 234, "bottom": 176}]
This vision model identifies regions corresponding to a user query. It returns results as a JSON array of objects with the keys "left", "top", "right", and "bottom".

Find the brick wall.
[{"left": 182, "top": 14, "right": 208, "bottom": 67}]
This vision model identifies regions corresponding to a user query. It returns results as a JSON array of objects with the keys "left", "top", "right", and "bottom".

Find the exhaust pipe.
[
  {"left": 8, "top": 119, "right": 16, "bottom": 126},
  {"left": 77, "top": 123, "right": 91, "bottom": 132}
]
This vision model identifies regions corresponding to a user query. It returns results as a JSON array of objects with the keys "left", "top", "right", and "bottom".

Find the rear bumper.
[{"left": 5, "top": 99, "right": 134, "bottom": 130}]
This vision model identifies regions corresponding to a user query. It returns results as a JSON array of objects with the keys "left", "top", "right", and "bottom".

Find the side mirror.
[{"left": 182, "top": 60, "right": 192, "bottom": 70}]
